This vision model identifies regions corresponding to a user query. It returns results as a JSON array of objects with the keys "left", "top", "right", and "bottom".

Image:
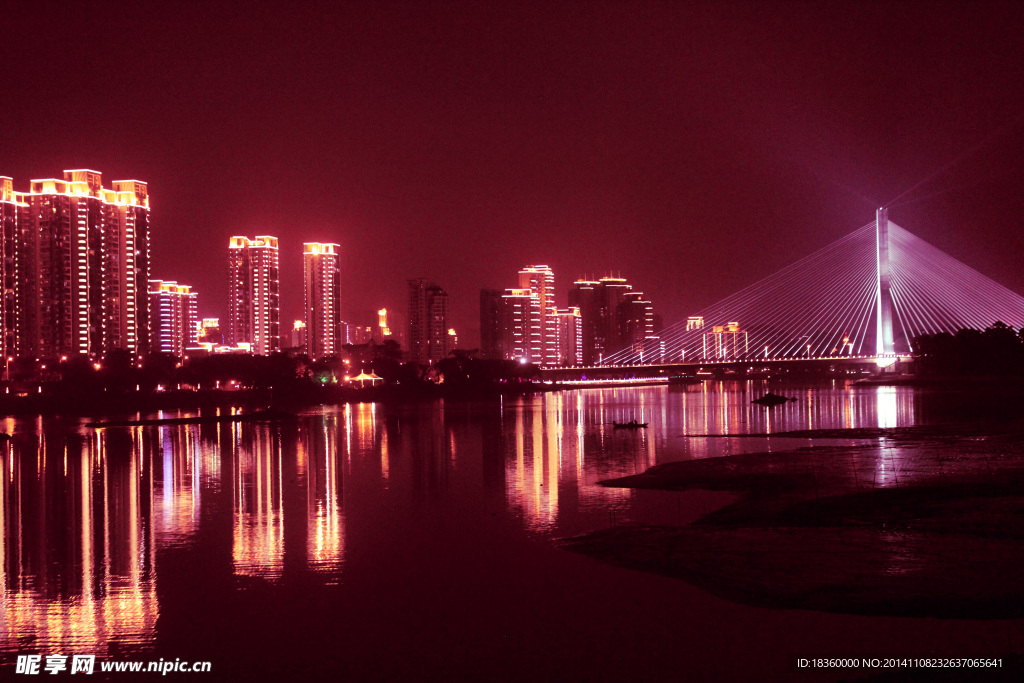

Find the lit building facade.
[
  {"left": 291, "top": 320, "right": 307, "bottom": 350},
  {"left": 518, "top": 265, "right": 558, "bottom": 365},
  {"left": 569, "top": 275, "right": 656, "bottom": 364},
  {"left": 0, "top": 177, "right": 20, "bottom": 362},
  {"left": 408, "top": 279, "right": 450, "bottom": 364},
  {"left": 621, "top": 291, "right": 655, "bottom": 349},
  {"left": 373, "top": 308, "right": 395, "bottom": 344},
  {"left": 197, "top": 318, "right": 223, "bottom": 346},
  {"left": 302, "top": 242, "right": 341, "bottom": 359},
  {"left": 555, "top": 307, "right": 582, "bottom": 365},
  {"left": 499, "top": 288, "right": 542, "bottom": 363},
  {"left": 148, "top": 280, "right": 198, "bottom": 357},
  {"left": 0, "top": 170, "right": 150, "bottom": 360},
  {"left": 227, "top": 236, "right": 280, "bottom": 355},
  {"left": 704, "top": 322, "right": 749, "bottom": 359},
  {"left": 567, "top": 279, "right": 601, "bottom": 365}
]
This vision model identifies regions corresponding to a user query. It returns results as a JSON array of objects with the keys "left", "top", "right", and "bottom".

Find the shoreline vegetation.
[{"left": 561, "top": 423, "right": 1024, "bottom": 619}]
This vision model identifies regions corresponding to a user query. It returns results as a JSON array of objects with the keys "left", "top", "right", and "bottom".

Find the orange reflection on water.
[
  {"left": 155, "top": 425, "right": 202, "bottom": 544},
  {"left": 506, "top": 403, "right": 559, "bottom": 531},
  {"left": 505, "top": 394, "right": 636, "bottom": 532},
  {"left": 232, "top": 426, "right": 284, "bottom": 581},
  {"left": 304, "top": 418, "right": 344, "bottom": 577},
  {"left": 0, "top": 429, "right": 157, "bottom": 655}
]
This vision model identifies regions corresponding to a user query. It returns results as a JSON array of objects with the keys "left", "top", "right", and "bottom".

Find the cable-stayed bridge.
[{"left": 587, "top": 209, "right": 1024, "bottom": 371}]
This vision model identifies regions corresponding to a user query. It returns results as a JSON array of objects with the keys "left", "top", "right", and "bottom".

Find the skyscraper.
[
  {"left": 1, "top": 170, "right": 150, "bottom": 360},
  {"left": 302, "top": 242, "right": 341, "bottom": 359},
  {"left": 517, "top": 265, "right": 558, "bottom": 365},
  {"left": 555, "top": 307, "right": 582, "bottom": 365},
  {"left": 499, "top": 288, "right": 542, "bottom": 363},
  {"left": 407, "top": 278, "right": 450, "bottom": 364},
  {"left": 227, "top": 236, "right": 280, "bottom": 355},
  {"left": 568, "top": 279, "right": 601, "bottom": 365},
  {"left": 569, "top": 275, "right": 656, "bottom": 364},
  {"left": 0, "top": 177, "right": 19, "bottom": 362},
  {"left": 148, "top": 280, "right": 198, "bottom": 357},
  {"left": 479, "top": 288, "right": 503, "bottom": 359}
]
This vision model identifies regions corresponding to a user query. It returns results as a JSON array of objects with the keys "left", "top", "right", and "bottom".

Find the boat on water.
[
  {"left": 612, "top": 419, "right": 648, "bottom": 429},
  {"left": 751, "top": 392, "right": 793, "bottom": 407}
]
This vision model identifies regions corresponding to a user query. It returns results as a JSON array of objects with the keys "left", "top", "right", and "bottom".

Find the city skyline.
[
  {"left": 4, "top": 4, "right": 1024, "bottom": 680},
  {"left": 3, "top": 167, "right": 668, "bottom": 362},
  {"left": 3, "top": 2, "right": 1022, "bottom": 349}
]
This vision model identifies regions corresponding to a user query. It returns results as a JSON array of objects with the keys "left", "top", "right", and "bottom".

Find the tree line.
[{"left": 913, "top": 322, "right": 1024, "bottom": 376}]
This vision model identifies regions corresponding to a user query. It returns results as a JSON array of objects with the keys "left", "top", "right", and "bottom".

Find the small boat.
[{"left": 612, "top": 420, "right": 648, "bottom": 429}]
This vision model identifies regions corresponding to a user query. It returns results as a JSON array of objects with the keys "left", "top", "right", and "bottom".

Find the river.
[{"left": 1, "top": 380, "right": 1020, "bottom": 680}]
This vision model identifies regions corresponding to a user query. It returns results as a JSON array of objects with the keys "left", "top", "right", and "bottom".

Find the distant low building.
[
  {"left": 197, "top": 318, "right": 224, "bottom": 346},
  {"left": 148, "top": 280, "right": 198, "bottom": 357},
  {"left": 291, "top": 320, "right": 307, "bottom": 351}
]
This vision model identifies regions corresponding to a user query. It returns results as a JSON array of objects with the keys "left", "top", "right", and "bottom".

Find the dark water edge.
[
  {"left": 564, "top": 426, "right": 1024, "bottom": 621},
  {"left": 0, "top": 380, "right": 574, "bottom": 418}
]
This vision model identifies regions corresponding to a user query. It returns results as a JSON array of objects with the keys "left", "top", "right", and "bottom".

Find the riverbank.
[
  {"left": 562, "top": 424, "right": 1024, "bottom": 619},
  {"left": 0, "top": 379, "right": 578, "bottom": 417}
]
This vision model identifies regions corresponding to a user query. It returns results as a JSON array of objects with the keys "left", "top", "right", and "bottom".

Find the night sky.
[{"left": 3, "top": 1, "right": 1023, "bottom": 347}]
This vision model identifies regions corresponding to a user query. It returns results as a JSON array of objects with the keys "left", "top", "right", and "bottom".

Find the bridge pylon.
[{"left": 875, "top": 207, "right": 896, "bottom": 355}]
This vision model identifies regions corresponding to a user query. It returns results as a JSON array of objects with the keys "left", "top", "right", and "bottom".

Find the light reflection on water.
[{"left": 0, "top": 381, "right": 922, "bottom": 655}]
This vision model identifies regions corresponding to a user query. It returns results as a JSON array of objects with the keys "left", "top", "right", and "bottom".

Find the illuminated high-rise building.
[
  {"left": 374, "top": 308, "right": 395, "bottom": 344},
  {"left": 621, "top": 291, "right": 654, "bottom": 348},
  {"left": 555, "top": 307, "right": 582, "bottom": 366},
  {"left": 500, "top": 288, "right": 542, "bottom": 363},
  {"left": 569, "top": 275, "right": 656, "bottom": 364},
  {"left": 148, "top": 280, "right": 198, "bottom": 357},
  {"left": 302, "top": 242, "right": 341, "bottom": 359},
  {"left": 568, "top": 279, "right": 601, "bottom": 365},
  {"left": 518, "top": 265, "right": 558, "bottom": 365},
  {"left": 407, "top": 278, "right": 449, "bottom": 364},
  {"left": 227, "top": 236, "right": 280, "bottom": 355},
  {"left": 1, "top": 170, "right": 150, "bottom": 360},
  {"left": 0, "top": 177, "right": 21, "bottom": 362}
]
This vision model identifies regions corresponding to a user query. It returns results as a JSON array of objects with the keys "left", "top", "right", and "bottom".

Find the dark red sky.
[{"left": 3, "top": 1, "right": 1023, "bottom": 346}]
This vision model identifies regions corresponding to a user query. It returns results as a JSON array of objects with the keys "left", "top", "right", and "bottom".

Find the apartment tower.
[
  {"left": 148, "top": 280, "right": 198, "bottom": 357},
  {"left": 408, "top": 278, "right": 450, "bottom": 364},
  {"left": 517, "top": 265, "right": 558, "bottom": 365},
  {"left": 227, "top": 236, "right": 280, "bottom": 355},
  {"left": 302, "top": 243, "right": 341, "bottom": 359},
  {"left": 1, "top": 170, "right": 150, "bottom": 360}
]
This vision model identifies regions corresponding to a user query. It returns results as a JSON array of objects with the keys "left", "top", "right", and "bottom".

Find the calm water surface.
[{"left": 1, "top": 381, "right": 1020, "bottom": 680}]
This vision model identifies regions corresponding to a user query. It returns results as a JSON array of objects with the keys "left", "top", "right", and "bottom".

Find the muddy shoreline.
[{"left": 561, "top": 425, "right": 1024, "bottom": 619}]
